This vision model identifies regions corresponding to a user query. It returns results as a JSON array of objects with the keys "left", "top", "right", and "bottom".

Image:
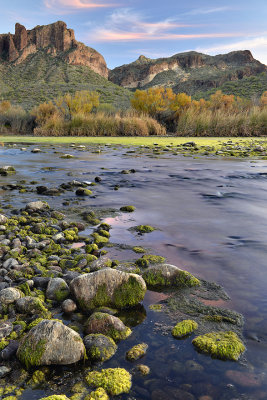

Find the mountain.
[
  {"left": 109, "top": 51, "right": 267, "bottom": 96},
  {"left": 0, "top": 22, "right": 131, "bottom": 110}
]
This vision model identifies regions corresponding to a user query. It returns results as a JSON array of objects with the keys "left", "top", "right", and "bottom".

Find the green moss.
[
  {"left": 172, "top": 320, "right": 198, "bottom": 338},
  {"left": 135, "top": 254, "right": 165, "bottom": 268},
  {"left": 126, "top": 343, "right": 148, "bottom": 361},
  {"left": 192, "top": 331, "right": 245, "bottom": 361},
  {"left": 175, "top": 270, "right": 201, "bottom": 288},
  {"left": 86, "top": 368, "right": 132, "bottom": 396},
  {"left": 142, "top": 269, "right": 167, "bottom": 286},
  {"left": 85, "top": 244, "right": 98, "bottom": 254},
  {"left": 92, "top": 233, "right": 109, "bottom": 246},
  {"left": 86, "top": 284, "right": 112, "bottom": 310},
  {"left": 133, "top": 246, "right": 146, "bottom": 254},
  {"left": 113, "top": 276, "right": 146, "bottom": 308},
  {"left": 27, "top": 318, "right": 44, "bottom": 331},
  {"left": 120, "top": 206, "right": 136, "bottom": 212},
  {"left": 0, "top": 339, "right": 9, "bottom": 351},
  {"left": 203, "top": 315, "right": 237, "bottom": 324},
  {"left": 18, "top": 282, "right": 31, "bottom": 297},
  {"left": 97, "top": 230, "right": 110, "bottom": 239},
  {"left": 136, "top": 364, "right": 150, "bottom": 375},
  {"left": 86, "top": 335, "right": 117, "bottom": 362},
  {"left": 40, "top": 396, "right": 70, "bottom": 400},
  {"left": 86, "top": 388, "right": 109, "bottom": 400},
  {"left": 149, "top": 304, "right": 162, "bottom": 312},
  {"left": 134, "top": 225, "right": 155, "bottom": 234},
  {"left": 29, "top": 370, "right": 46, "bottom": 386},
  {"left": 108, "top": 326, "right": 132, "bottom": 342},
  {"left": 99, "top": 223, "right": 111, "bottom": 231},
  {"left": 13, "top": 320, "right": 27, "bottom": 332},
  {"left": 17, "top": 336, "right": 47, "bottom": 369}
]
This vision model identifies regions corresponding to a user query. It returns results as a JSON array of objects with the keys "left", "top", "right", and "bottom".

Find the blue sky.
[{"left": 1, "top": 0, "right": 266, "bottom": 68}]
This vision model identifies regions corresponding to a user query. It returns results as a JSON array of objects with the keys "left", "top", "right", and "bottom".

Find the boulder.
[
  {"left": 83, "top": 333, "right": 117, "bottom": 362},
  {"left": 142, "top": 264, "right": 200, "bottom": 288},
  {"left": 0, "top": 215, "right": 7, "bottom": 224},
  {"left": 70, "top": 269, "right": 146, "bottom": 310},
  {"left": 26, "top": 201, "right": 50, "bottom": 212},
  {"left": 84, "top": 312, "right": 131, "bottom": 341},
  {"left": 17, "top": 319, "right": 85, "bottom": 368},
  {"left": 46, "top": 278, "right": 70, "bottom": 302},
  {"left": 0, "top": 321, "right": 13, "bottom": 339},
  {"left": 0, "top": 287, "right": 22, "bottom": 305},
  {"left": 15, "top": 296, "right": 50, "bottom": 317}
]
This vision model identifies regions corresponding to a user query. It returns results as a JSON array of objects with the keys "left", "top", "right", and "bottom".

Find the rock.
[
  {"left": 52, "top": 232, "right": 65, "bottom": 243},
  {"left": 172, "top": 320, "right": 198, "bottom": 338},
  {"left": 17, "top": 319, "right": 85, "bottom": 368},
  {"left": 62, "top": 299, "right": 77, "bottom": 314},
  {"left": 89, "top": 256, "right": 112, "bottom": 272},
  {"left": 3, "top": 258, "right": 19, "bottom": 270},
  {"left": 0, "top": 340, "right": 19, "bottom": 360},
  {"left": 83, "top": 333, "right": 117, "bottom": 362},
  {"left": 63, "top": 271, "right": 80, "bottom": 284},
  {"left": 0, "top": 321, "right": 13, "bottom": 339},
  {"left": 126, "top": 343, "right": 148, "bottom": 361},
  {"left": 15, "top": 296, "right": 50, "bottom": 317},
  {"left": 0, "top": 214, "right": 7, "bottom": 224},
  {"left": 70, "top": 269, "right": 146, "bottom": 310},
  {"left": 31, "top": 148, "right": 41, "bottom": 153},
  {"left": 76, "top": 188, "right": 92, "bottom": 196},
  {"left": 0, "top": 287, "right": 22, "bottom": 304},
  {"left": 225, "top": 370, "right": 262, "bottom": 387},
  {"left": 84, "top": 312, "right": 131, "bottom": 341},
  {"left": 85, "top": 368, "right": 132, "bottom": 396},
  {"left": 0, "top": 166, "right": 16, "bottom": 175},
  {"left": 0, "top": 366, "right": 11, "bottom": 378},
  {"left": 142, "top": 264, "right": 200, "bottom": 288},
  {"left": 26, "top": 201, "right": 50, "bottom": 212},
  {"left": 87, "top": 389, "right": 108, "bottom": 400},
  {"left": 192, "top": 331, "right": 245, "bottom": 361},
  {"left": 46, "top": 278, "right": 70, "bottom": 302},
  {"left": 136, "top": 364, "right": 150, "bottom": 375}
]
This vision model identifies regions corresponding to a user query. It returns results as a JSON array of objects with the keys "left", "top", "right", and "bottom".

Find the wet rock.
[
  {"left": 0, "top": 214, "right": 7, "bottom": 224},
  {"left": 84, "top": 312, "right": 131, "bottom": 341},
  {"left": 225, "top": 370, "right": 262, "bottom": 387},
  {"left": 143, "top": 264, "right": 200, "bottom": 288},
  {"left": 0, "top": 287, "right": 22, "bottom": 304},
  {"left": 1, "top": 340, "right": 19, "bottom": 360},
  {"left": 70, "top": 269, "right": 146, "bottom": 310},
  {"left": 46, "top": 278, "right": 70, "bottom": 302},
  {"left": 31, "top": 148, "right": 41, "bottom": 153},
  {"left": 0, "top": 166, "right": 16, "bottom": 176},
  {"left": 126, "top": 343, "right": 148, "bottom": 361},
  {"left": 36, "top": 186, "right": 48, "bottom": 194},
  {"left": 15, "top": 296, "right": 50, "bottom": 316},
  {"left": 83, "top": 333, "right": 117, "bottom": 362},
  {"left": 26, "top": 201, "right": 50, "bottom": 212},
  {"left": 0, "top": 366, "right": 11, "bottom": 378},
  {"left": 89, "top": 256, "right": 112, "bottom": 272},
  {"left": 17, "top": 319, "right": 85, "bottom": 368},
  {"left": 76, "top": 188, "right": 93, "bottom": 196},
  {"left": 52, "top": 232, "right": 65, "bottom": 243},
  {"left": 0, "top": 321, "right": 13, "bottom": 339},
  {"left": 62, "top": 299, "right": 77, "bottom": 313}
]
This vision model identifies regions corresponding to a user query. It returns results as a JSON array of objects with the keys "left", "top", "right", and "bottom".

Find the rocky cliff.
[
  {"left": 109, "top": 51, "right": 267, "bottom": 94},
  {"left": 0, "top": 21, "right": 108, "bottom": 78}
]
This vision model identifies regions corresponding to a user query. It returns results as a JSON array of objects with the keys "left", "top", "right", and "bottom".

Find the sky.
[{"left": 0, "top": 0, "right": 266, "bottom": 69}]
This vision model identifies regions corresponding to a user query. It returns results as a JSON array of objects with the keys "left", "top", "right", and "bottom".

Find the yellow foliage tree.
[
  {"left": 0, "top": 100, "right": 11, "bottom": 113},
  {"left": 131, "top": 88, "right": 176, "bottom": 117},
  {"left": 32, "top": 101, "right": 58, "bottom": 126},
  {"left": 260, "top": 91, "right": 267, "bottom": 107},
  {"left": 56, "top": 90, "right": 100, "bottom": 120}
]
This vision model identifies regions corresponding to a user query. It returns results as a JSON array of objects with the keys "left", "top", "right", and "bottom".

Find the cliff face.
[
  {"left": 109, "top": 51, "right": 267, "bottom": 93},
  {"left": 0, "top": 21, "right": 108, "bottom": 78}
]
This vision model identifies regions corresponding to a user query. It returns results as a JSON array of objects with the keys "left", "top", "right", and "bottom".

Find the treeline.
[{"left": 0, "top": 88, "right": 266, "bottom": 136}]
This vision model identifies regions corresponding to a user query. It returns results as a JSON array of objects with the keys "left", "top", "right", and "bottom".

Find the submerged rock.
[
  {"left": 17, "top": 319, "right": 85, "bottom": 369},
  {"left": 172, "top": 320, "right": 198, "bottom": 339},
  {"left": 126, "top": 343, "right": 148, "bottom": 361},
  {"left": 142, "top": 264, "right": 200, "bottom": 288},
  {"left": 83, "top": 333, "right": 117, "bottom": 362},
  {"left": 85, "top": 312, "right": 131, "bottom": 341},
  {"left": 70, "top": 269, "right": 146, "bottom": 310},
  {"left": 192, "top": 331, "right": 245, "bottom": 361},
  {"left": 86, "top": 368, "right": 132, "bottom": 396}
]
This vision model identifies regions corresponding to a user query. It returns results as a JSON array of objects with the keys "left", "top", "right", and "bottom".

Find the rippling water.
[{"left": 1, "top": 143, "right": 267, "bottom": 400}]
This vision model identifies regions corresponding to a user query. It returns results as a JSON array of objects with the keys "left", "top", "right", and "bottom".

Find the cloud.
[
  {"left": 197, "top": 36, "right": 267, "bottom": 64},
  {"left": 185, "top": 7, "right": 232, "bottom": 16},
  {"left": 87, "top": 8, "right": 241, "bottom": 42},
  {"left": 44, "top": 0, "right": 115, "bottom": 12}
]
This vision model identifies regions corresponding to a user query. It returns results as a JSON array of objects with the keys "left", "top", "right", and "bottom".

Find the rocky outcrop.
[
  {"left": 0, "top": 21, "right": 108, "bottom": 78},
  {"left": 109, "top": 51, "right": 267, "bottom": 93}
]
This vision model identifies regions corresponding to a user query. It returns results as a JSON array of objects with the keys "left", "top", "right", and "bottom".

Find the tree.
[
  {"left": 32, "top": 101, "right": 58, "bottom": 126},
  {"left": 260, "top": 91, "right": 267, "bottom": 107},
  {"left": 0, "top": 100, "right": 11, "bottom": 113},
  {"left": 131, "top": 88, "right": 176, "bottom": 117},
  {"left": 55, "top": 91, "right": 99, "bottom": 120}
]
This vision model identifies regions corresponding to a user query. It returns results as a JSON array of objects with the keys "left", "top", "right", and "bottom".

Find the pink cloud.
[{"left": 44, "top": 0, "right": 114, "bottom": 10}]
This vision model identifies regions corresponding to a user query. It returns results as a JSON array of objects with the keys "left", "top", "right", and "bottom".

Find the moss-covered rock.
[
  {"left": 120, "top": 206, "right": 135, "bottom": 212},
  {"left": 15, "top": 297, "right": 51, "bottom": 318},
  {"left": 142, "top": 264, "right": 200, "bottom": 288},
  {"left": 192, "top": 331, "right": 245, "bottom": 360},
  {"left": 86, "top": 368, "right": 132, "bottom": 396},
  {"left": 84, "top": 334, "right": 117, "bottom": 362},
  {"left": 126, "top": 343, "right": 148, "bottom": 361},
  {"left": 86, "top": 388, "right": 109, "bottom": 400},
  {"left": 134, "top": 225, "right": 155, "bottom": 234},
  {"left": 135, "top": 254, "right": 165, "bottom": 268},
  {"left": 136, "top": 364, "right": 150, "bottom": 375},
  {"left": 40, "top": 396, "right": 70, "bottom": 400},
  {"left": 85, "top": 312, "right": 131, "bottom": 342},
  {"left": 70, "top": 269, "right": 146, "bottom": 310},
  {"left": 172, "top": 320, "right": 198, "bottom": 338}
]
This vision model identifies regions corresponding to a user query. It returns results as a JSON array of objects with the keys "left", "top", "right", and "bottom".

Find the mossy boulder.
[
  {"left": 120, "top": 206, "right": 135, "bottom": 212},
  {"left": 87, "top": 388, "right": 109, "bottom": 399},
  {"left": 17, "top": 320, "right": 85, "bottom": 369},
  {"left": 85, "top": 312, "right": 131, "bottom": 342},
  {"left": 46, "top": 278, "right": 70, "bottom": 302},
  {"left": 86, "top": 368, "right": 132, "bottom": 396},
  {"left": 142, "top": 264, "right": 200, "bottom": 288},
  {"left": 40, "top": 396, "right": 70, "bottom": 400},
  {"left": 15, "top": 297, "right": 51, "bottom": 318},
  {"left": 70, "top": 269, "right": 146, "bottom": 310},
  {"left": 172, "top": 320, "right": 198, "bottom": 338},
  {"left": 135, "top": 254, "right": 165, "bottom": 268},
  {"left": 126, "top": 343, "right": 148, "bottom": 361},
  {"left": 134, "top": 225, "right": 155, "bottom": 234},
  {"left": 192, "top": 331, "right": 245, "bottom": 361},
  {"left": 83, "top": 334, "right": 117, "bottom": 362}
]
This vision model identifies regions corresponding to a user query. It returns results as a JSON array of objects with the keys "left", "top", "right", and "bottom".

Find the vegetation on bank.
[{"left": 0, "top": 87, "right": 266, "bottom": 137}]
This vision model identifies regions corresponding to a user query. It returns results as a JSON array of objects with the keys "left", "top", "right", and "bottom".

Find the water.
[{"left": 1, "top": 142, "right": 267, "bottom": 399}]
